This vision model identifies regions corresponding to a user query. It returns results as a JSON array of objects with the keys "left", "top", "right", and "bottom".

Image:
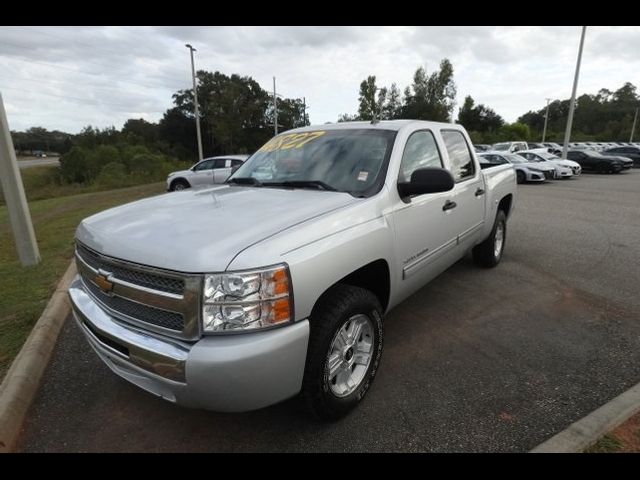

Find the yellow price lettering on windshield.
[{"left": 259, "top": 131, "right": 326, "bottom": 152}]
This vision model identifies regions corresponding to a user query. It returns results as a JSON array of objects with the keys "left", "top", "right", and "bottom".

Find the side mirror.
[{"left": 397, "top": 167, "right": 455, "bottom": 198}]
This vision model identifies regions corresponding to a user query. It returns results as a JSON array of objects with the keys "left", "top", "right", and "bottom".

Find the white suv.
[{"left": 166, "top": 155, "right": 250, "bottom": 191}]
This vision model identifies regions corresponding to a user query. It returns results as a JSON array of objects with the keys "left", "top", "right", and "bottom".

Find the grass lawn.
[{"left": 0, "top": 182, "right": 166, "bottom": 381}]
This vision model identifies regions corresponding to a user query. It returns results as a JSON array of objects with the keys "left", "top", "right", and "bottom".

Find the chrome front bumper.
[{"left": 69, "top": 276, "right": 310, "bottom": 412}]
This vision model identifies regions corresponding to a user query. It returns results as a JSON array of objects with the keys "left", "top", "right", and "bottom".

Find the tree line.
[{"left": 10, "top": 62, "right": 640, "bottom": 187}]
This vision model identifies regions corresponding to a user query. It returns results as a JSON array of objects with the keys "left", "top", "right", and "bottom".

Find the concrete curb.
[
  {"left": 531, "top": 381, "right": 640, "bottom": 453},
  {"left": 0, "top": 260, "right": 76, "bottom": 453}
]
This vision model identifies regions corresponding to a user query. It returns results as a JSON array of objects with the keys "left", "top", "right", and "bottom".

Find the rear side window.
[
  {"left": 441, "top": 130, "right": 475, "bottom": 181},
  {"left": 213, "top": 159, "right": 227, "bottom": 168},
  {"left": 398, "top": 130, "right": 443, "bottom": 182},
  {"left": 231, "top": 159, "right": 244, "bottom": 167}
]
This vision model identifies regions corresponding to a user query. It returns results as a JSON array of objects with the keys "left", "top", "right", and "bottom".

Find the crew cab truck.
[{"left": 69, "top": 120, "right": 516, "bottom": 420}]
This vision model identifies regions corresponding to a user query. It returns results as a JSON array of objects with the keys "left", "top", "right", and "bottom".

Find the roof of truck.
[{"left": 287, "top": 120, "right": 462, "bottom": 133}]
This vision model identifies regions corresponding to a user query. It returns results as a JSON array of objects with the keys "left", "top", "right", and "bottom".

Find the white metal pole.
[
  {"left": 186, "top": 44, "right": 203, "bottom": 161},
  {"left": 273, "top": 77, "right": 278, "bottom": 135},
  {"left": 630, "top": 107, "right": 638, "bottom": 143},
  {"left": 0, "top": 93, "right": 40, "bottom": 266},
  {"left": 561, "top": 26, "right": 587, "bottom": 159},
  {"left": 542, "top": 98, "right": 551, "bottom": 143}
]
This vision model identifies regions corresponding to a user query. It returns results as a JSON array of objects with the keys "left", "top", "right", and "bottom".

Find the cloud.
[{"left": 0, "top": 26, "right": 638, "bottom": 133}]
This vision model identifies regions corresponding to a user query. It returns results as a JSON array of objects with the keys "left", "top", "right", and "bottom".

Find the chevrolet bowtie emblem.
[{"left": 94, "top": 273, "right": 114, "bottom": 294}]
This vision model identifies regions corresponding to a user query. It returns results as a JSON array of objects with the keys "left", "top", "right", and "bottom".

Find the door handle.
[
  {"left": 442, "top": 200, "right": 457, "bottom": 211},
  {"left": 475, "top": 188, "right": 485, "bottom": 197}
]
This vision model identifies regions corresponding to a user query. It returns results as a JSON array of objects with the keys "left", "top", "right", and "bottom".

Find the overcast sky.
[{"left": 0, "top": 26, "right": 638, "bottom": 133}]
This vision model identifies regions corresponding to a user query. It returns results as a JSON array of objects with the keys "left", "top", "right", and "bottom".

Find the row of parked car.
[{"left": 474, "top": 141, "right": 637, "bottom": 184}]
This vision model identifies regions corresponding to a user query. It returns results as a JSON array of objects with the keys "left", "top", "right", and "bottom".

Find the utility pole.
[
  {"left": 273, "top": 77, "right": 278, "bottom": 135},
  {"left": 185, "top": 44, "right": 203, "bottom": 161},
  {"left": 542, "top": 98, "right": 552, "bottom": 143},
  {"left": 562, "top": 26, "right": 587, "bottom": 159},
  {"left": 0, "top": 93, "right": 40, "bottom": 266},
  {"left": 630, "top": 107, "right": 638, "bottom": 143},
  {"left": 302, "top": 97, "right": 306, "bottom": 126}
]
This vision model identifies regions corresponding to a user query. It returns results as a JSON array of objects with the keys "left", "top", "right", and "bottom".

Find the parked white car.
[
  {"left": 517, "top": 150, "right": 580, "bottom": 177},
  {"left": 491, "top": 141, "right": 528, "bottom": 153},
  {"left": 478, "top": 152, "right": 556, "bottom": 183},
  {"left": 166, "top": 155, "right": 250, "bottom": 191}
]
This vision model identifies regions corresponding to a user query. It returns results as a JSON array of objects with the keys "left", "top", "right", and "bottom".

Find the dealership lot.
[{"left": 18, "top": 170, "right": 640, "bottom": 452}]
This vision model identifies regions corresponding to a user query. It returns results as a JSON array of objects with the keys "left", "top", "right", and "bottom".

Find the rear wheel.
[
  {"left": 170, "top": 179, "right": 190, "bottom": 191},
  {"left": 302, "top": 285, "right": 383, "bottom": 421},
  {"left": 473, "top": 210, "right": 507, "bottom": 268}
]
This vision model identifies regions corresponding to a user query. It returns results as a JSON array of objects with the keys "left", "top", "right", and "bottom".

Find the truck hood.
[{"left": 76, "top": 185, "right": 358, "bottom": 272}]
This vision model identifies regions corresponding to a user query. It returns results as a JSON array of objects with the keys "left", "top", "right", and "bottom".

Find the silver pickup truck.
[{"left": 69, "top": 120, "right": 516, "bottom": 420}]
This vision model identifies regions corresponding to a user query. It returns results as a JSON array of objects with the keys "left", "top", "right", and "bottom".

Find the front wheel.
[
  {"left": 302, "top": 285, "right": 383, "bottom": 421},
  {"left": 472, "top": 210, "right": 507, "bottom": 268},
  {"left": 170, "top": 179, "right": 190, "bottom": 191},
  {"left": 516, "top": 170, "right": 525, "bottom": 184}
]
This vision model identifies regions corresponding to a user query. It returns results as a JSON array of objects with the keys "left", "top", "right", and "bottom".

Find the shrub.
[
  {"left": 59, "top": 146, "right": 100, "bottom": 183},
  {"left": 129, "top": 153, "right": 163, "bottom": 175},
  {"left": 96, "top": 162, "right": 128, "bottom": 188}
]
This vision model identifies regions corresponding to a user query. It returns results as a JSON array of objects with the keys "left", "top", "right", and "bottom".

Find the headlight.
[{"left": 202, "top": 264, "right": 292, "bottom": 333}]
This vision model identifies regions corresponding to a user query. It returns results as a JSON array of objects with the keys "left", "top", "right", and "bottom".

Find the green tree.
[
  {"left": 457, "top": 95, "right": 504, "bottom": 133},
  {"left": 357, "top": 76, "right": 386, "bottom": 121},
  {"left": 402, "top": 59, "right": 456, "bottom": 121}
]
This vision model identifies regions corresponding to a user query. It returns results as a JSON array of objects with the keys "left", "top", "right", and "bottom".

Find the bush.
[
  {"left": 59, "top": 146, "right": 100, "bottom": 183},
  {"left": 129, "top": 153, "right": 164, "bottom": 175},
  {"left": 121, "top": 145, "right": 152, "bottom": 172},
  {"left": 96, "top": 162, "right": 128, "bottom": 188}
]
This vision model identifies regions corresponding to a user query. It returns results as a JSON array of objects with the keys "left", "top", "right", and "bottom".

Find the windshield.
[
  {"left": 504, "top": 154, "right": 527, "bottom": 164},
  {"left": 537, "top": 152, "right": 559, "bottom": 161},
  {"left": 228, "top": 129, "right": 396, "bottom": 196}
]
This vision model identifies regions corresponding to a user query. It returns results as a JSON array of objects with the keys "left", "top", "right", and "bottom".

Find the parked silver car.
[
  {"left": 166, "top": 155, "right": 250, "bottom": 191},
  {"left": 478, "top": 152, "right": 556, "bottom": 183},
  {"left": 517, "top": 149, "right": 580, "bottom": 177}
]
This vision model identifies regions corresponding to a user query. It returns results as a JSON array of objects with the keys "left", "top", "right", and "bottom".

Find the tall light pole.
[
  {"left": 186, "top": 44, "right": 203, "bottom": 161},
  {"left": 542, "top": 98, "right": 552, "bottom": 143},
  {"left": 0, "top": 93, "right": 40, "bottom": 265},
  {"left": 630, "top": 107, "right": 638, "bottom": 142},
  {"left": 561, "top": 26, "right": 587, "bottom": 159},
  {"left": 273, "top": 77, "right": 278, "bottom": 135}
]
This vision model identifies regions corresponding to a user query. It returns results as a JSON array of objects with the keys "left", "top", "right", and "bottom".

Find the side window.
[
  {"left": 441, "top": 130, "right": 476, "bottom": 182},
  {"left": 213, "top": 159, "right": 227, "bottom": 169},
  {"left": 398, "top": 130, "right": 443, "bottom": 182},
  {"left": 231, "top": 159, "right": 244, "bottom": 167},
  {"left": 194, "top": 160, "right": 214, "bottom": 171}
]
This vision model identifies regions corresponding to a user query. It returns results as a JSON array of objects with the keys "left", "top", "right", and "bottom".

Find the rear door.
[
  {"left": 212, "top": 158, "right": 232, "bottom": 183},
  {"left": 440, "top": 129, "right": 486, "bottom": 251}
]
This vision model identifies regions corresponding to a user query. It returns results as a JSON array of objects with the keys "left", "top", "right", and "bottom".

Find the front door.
[
  {"left": 191, "top": 159, "right": 215, "bottom": 186},
  {"left": 391, "top": 130, "right": 461, "bottom": 299}
]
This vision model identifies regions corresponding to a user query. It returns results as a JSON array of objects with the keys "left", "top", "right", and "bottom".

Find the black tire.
[
  {"left": 302, "top": 285, "right": 383, "bottom": 421},
  {"left": 516, "top": 170, "right": 525, "bottom": 184},
  {"left": 170, "top": 179, "right": 190, "bottom": 191},
  {"left": 472, "top": 209, "right": 507, "bottom": 268}
]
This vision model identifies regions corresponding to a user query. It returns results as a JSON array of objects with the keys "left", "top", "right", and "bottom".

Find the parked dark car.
[
  {"left": 601, "top": 146, "right": 640, "bottom": 167},
  {"left": 474, "top": 144, "right": 492, "bottom": 152},
  {"left": 566, "top": 150, "right": 629, "bottom": 173}
]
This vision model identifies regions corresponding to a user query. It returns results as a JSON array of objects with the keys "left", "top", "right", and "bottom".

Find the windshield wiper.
[
  {"left": 227, "top": 177, "right": 263, "bottom": 186},
  {"left": 262, "top": 180, "right": 337, "bottom": 191}
]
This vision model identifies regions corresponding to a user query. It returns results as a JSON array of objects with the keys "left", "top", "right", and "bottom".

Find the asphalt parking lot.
[{"left": 18, "top": 170, "right": 640, "bottom": 452}]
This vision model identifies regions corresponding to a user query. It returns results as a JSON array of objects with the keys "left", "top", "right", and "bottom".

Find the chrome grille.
[
  {"left": 75, "top": 242, "right": 202, "bottom": 340},
  {"left": 77, "top": 244, "right": 184, "bottom": 295},
  {"left": 84, "top": 280, "right": 184, "bottom": 331}
]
